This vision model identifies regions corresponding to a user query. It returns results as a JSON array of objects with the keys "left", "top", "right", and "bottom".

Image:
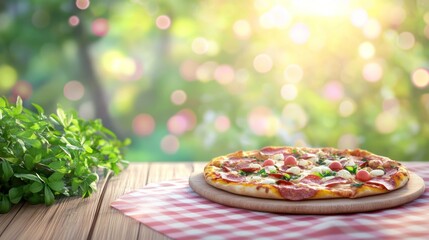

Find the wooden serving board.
[{"left": 189, "top": 172, "right": 425, "bottom": 214}]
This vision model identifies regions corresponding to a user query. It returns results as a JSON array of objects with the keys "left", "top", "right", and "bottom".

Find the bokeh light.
[
  {"left": 358, "top": 42, "right": 375, "bottom": 59},
  {"left": 289, "top": 23, "right": 310, "bottom": 44},
  {"left": 156, "top": 15, "right": 171, "bottom": 30},
  {"left": 362, "top": 62, "right": 383, "bottom": 82},
  {"left": 192, "top": 37, "right": 209, "bottom": 55},
  {"left": 259, "top": 5, "right": 291, "bottom": 29},
  {"left": 180, "top": 60, "right": 198, "bottom": 81},
  {"left": 92, "top": 18, "right": 109, "bottom": 37},
  {"left": 170, "top": 90, "right": 187, "bottom": 105},
  {"left": 214, "top": 65, "right": 235, "bottom": 85},
  {"left": 362, "top": 19, "right": 381, "bottom": 39},
  {"left": 0, "top": 65, "right": 17, "bottom": 91},
  {"left": 282, "top": 103, "right": 308, "bottom": 132},
  {"left": 323, "top": 81, "right": 344, "bottom": 101},
  {"left": 214, "top": 115, "right": 231, "bottom": 132},
  {"left": 350, "top": 8, "right": 368, "bottom": 27},
  {"left": 248, "top": 106, "right": 279, "bottom": 136},
  {"left": 196, "top": 61, "right": 217, "bottom": 82},
  {"left": 337, "top": 134, "right": 359, "bottom": 149},
  {"left": 78, "top": 101, "right": 95, "bottom": 120},
  {"left": 411, "top": 68, "right": 429, "bottom": 88},
  {"left": 68, "top": 16, "right": 80, "bottom": 27},
  {"left": 161, "top": 135, "right": 180, "bottom": 154},
  {"left": 375, "top": 111, "right": 398, "bottom": 134},
  {"left": 132, "top": 114, "right": 155, "bottom": 136},
  {"left": 338, "top": 99, "right": 356, "bottom": 117},
  {"left": 64, "top": 81, "right": 85, "bottom": 101},
  {"left": 12, "top": 81, "right": 32, "bottom": 100},
  {"left": 284, "top": 64, "right": 303, "bottom": 83},
  {"left": 233, "top": 20, "right": 252, "bottom": 39},
  {"left": 397, "top": 32, "right": 415, "bottom": 50},
  {"left": 76, "top": 0, "right": 90, "bottom": 10},
  {"left": 167, "top": 109, "right": 196, "bottom": 135},
  {"left": 253, "top": 54, "right": 273, "bottom": 73},
  {"left": 280, "top": 84, "right": 298, "bottom": 101}
]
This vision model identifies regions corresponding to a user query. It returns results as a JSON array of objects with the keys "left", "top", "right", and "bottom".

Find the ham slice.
[
  {"left": 323, "top": 177, "right": 350, "bottom": 187},
  {"left": 366, "top": 177, "right": 395, "bottom": 191}
]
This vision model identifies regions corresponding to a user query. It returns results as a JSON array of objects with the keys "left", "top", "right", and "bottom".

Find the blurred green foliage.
[{"left": 0, "top": 0, "right": 428, "bottom": 161}]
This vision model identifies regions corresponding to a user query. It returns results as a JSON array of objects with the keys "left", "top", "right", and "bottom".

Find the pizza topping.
[
  {"left": 276, "top": 179, "right": 293, "bottom": 185},
  {"left": 300, "top": 175, "right": 322, "bottom": 185},
  {"left": 368, "top": 159, "right": 382, "bottom": 169},
  {"left": 302, "top": 153, "right": 319, "bottom": 164},
  {"left": 271, "top": 153, "right": 285, "bottom": 161},
  {"left": 260, "top": 178, "right": 276, "bottom": 184},
  {"left": 268, "top": 173, "right": 284, "bottom": 179},
  {"left": 248, "top": 175, "right": 262, "bottom": 181},
  {"left": 285, "top": 166, "right": 301, "bottom": 175},
  {"left": 336, "top": 169, "right": 353, "bottom": 179},
  {"left": 344, "top": 160, "right": 356, "bottom": 167},
  {"left": 238, "top": 163, "right": 261, "bottom": 173},
  {"left": 265, "top": 165, "right": 277, "bottom": 173},
  {"left": 298, "top": 159, "right": 311, "bottom": 167},
  {"left": 328, "top": 161, "right": 343, "bottom": 171},
  {"left": 262, "top": 159, "right": 275, "bottom": 167},
  {"left": 311, "top": 166, "right": 333, "bottom": 177},
  {"left": 284, "top": 155, "right": 298, "bottom": 166},
  {"left": 221, "top": 173, "right": 246, "bottom": 182},
  {"left": 260, "top": 146, "right": 286, "bottom": 156},
  {"left": 385, "top": 168, "right": 398, "bottom": 176},
  {"left": 257, "top": 168, "right": 268, "bottom": 177},
  {"left": 356, "top": 169, "right": 372, "bottom": 182},
  {"left": 369, "top": 169, "right": 385, "bottom": 177},
  {"left": 345, "top": 165, "right": 358, "bottom": 174},
  {"left": 366, "top": 178, "right": 395, "bottom": 190},
  {"left": 323, "top": 177, "right": 350, "bottom": 187},
  {"left": 276, "top": 185, "right": 317, "bottom": 200},
  {"left": 321, "top": 176, "right": 336, "bottom": 182}
]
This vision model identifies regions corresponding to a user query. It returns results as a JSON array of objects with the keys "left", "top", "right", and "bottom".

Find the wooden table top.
[{"left": 0, "top": 162, "right": 206, "bottom": 240}]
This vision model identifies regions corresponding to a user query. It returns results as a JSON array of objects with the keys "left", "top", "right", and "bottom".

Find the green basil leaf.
[
  {"left": 24, "top": 154, "right": 35, "bottom": 170},
  {"left": 44, "top": 185, "right": 55, "bottom": 206},
  {"left": 29, "top": 181, "right": 44, "bottom": 193},
  {"left": 1, "top": 160, "right": 14, "bottom": 182},
  {"left": 0, "top": 195, "right": 12, "bottom": 214},
  {"left": 48, "top": 172, "right": 64, "bottom": 182},
  {"left": 14, "top": 173, "right": 43, "bottom": 183},
  {"left": 8, "top": 188, "right": 23, "bottom": 204},
  {"left": 48, "top": 180, "right": 65, "bottom": 193}
]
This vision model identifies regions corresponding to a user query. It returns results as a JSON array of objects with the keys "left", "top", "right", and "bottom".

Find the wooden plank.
[
  {"left": 137, "top": 162, "right": 194, "bottom": 240},
  {"left": 89, "top": 163, "right": 150, "bottom": 240},
  {"left": 0, "top": 172, "right": 111, "bottom": 240},
  {"left": 0, "top": 203, "right": 23, "bottom": 234}
]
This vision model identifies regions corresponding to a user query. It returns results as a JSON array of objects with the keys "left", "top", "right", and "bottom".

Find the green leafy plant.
[{"left": 0, "top": 97, "right": 130, "bottom": 214}]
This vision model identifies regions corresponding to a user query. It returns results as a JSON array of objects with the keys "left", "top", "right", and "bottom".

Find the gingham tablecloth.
[{"left": 111, "top": 162, "right": 429, "bottom": 240}]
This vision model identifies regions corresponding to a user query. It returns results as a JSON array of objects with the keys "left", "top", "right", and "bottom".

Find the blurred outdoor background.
[{"left": 1, "top": 0, "right": 429, "bottom": 162}]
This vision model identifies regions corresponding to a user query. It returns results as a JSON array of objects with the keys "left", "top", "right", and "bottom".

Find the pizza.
[{"left": 203, "top": 146, "right": 410, "bottom": 200}]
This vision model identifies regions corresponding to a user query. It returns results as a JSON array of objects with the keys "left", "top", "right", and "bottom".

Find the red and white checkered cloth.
[{"left": 111, "top": 162, "right": 429, "bottom": 239}]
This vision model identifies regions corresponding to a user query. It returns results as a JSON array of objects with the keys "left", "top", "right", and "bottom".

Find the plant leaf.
[
  {"left": 44, "top": 185, "right": 55, "bottom": 206},
  {"left": 8, "top": 188, "right": 23, "bottom": 204},
  {"left": 29, "top": 181, "right": 44, "bottom": 193},
  {"left": 0, "top": 195, "right": 11, "bottom": 214},
  {"left": 48, "top": 180, "right": 65, "bottom": 193},
  {"left": 1, "top": 160, "right": 14, "bottom": 182},
  {"left": 14, "top": 173, "right": 43, "bottom": 183}
]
